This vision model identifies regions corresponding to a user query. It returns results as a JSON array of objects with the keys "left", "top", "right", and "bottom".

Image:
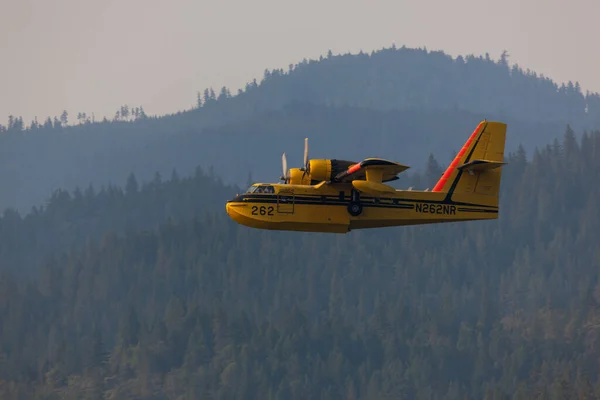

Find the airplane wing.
[{"left": 333, "top": 158, "right": 410, "bottom": 183}]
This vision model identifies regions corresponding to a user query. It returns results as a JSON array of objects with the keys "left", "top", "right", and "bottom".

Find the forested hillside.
[
  {"left": 1, "top": 46, "right": 598, "bottom": 212},
  {"left": 0, "top": 166, "right": 237, "bottom": 277},
  {"left": 2, "top": 126, "right": 600, "bottom": 398},
  {"left": 220, "top": 47, "right": 600, "bottom": 127},
  {"left": 0, "top": 105, "right": 566, "bottom": 214}
]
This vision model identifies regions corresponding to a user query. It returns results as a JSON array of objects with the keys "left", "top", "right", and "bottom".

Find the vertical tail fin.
[{"left": 432, "top": 120, "right": 507, "bottom": 202}]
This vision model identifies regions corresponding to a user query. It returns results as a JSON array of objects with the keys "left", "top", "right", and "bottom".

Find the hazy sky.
[{"left": 2, "top": 0, "right": 599, "bottom": 124}]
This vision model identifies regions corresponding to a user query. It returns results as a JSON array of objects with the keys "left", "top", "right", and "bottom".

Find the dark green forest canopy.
[
  {"left": 2, "top": 126, "right": 600, "bottom": 398},
  {"left": 0, "top": 166, "right": 238, "bottom": 277},
  {"left": 1, "top": 45, "right": 599, "bottom": 212}
]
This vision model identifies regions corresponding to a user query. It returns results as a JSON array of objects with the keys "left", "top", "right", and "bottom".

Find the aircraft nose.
[{"left": 226, "top": 202, "right": 242, "bottom": 221}]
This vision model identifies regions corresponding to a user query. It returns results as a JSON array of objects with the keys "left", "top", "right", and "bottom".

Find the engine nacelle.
[
  {"left": 286, "top": 160, "right": 357, "bottom": 185},
  {"left": 288, "top": 168, "right": 311, "bottom": 185},
  {"left": 307, "top": 159, "right": 331, "bottom": 182},
  {"left": 308, "top": 159, "right": 357, "bottom": 182}
]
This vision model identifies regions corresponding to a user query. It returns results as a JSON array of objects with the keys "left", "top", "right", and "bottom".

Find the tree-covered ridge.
[
  {"left": 2, "top": 127, "right": 600, "bottom": 398},
  {"left": 232, "top": 47, "right": 600, "bottom": 128},
  {"left": 2, "top": 46, "right": 599, "bottom": 134},
  {"left": 0, "top": 102, "right": 568, "bottom": 213}
]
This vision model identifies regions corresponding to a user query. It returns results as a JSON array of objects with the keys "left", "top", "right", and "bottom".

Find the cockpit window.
[
  {"left": 246, "top": 185, "right": 275, "bottom": 194},
  {"left": 252, "top": 185, "right": 275, "bottom": 194}
]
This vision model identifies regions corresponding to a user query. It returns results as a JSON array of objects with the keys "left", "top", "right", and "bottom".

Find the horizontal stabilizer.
[
  {"left": 352, "top": 180, "right": 396, "bottom": 196},
  {"left": 457, "top": 159, "right": 506, "bottom": 172}
]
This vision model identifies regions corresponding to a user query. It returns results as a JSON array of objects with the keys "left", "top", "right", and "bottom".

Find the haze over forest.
[
  {"left": 2, "top": 43, "right": 600, "bottom": 398},
  {"left": 2, "top": 46, "right": 600, "bottom": 212}
]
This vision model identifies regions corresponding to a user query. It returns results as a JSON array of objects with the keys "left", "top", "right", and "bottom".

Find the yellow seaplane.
[{"left": 226, "top": 120, "right": 507, "bottom": 233}]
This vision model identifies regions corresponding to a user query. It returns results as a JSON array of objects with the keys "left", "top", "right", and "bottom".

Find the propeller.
[
  {"left": 280, "top": 138, "right": 310, "bottom": 184},
  {"left": 301, "top": 138, "right": 310, "bottom": 180},
  {"left": 280, "top": 152, "right": 289, "bottom": 182}
]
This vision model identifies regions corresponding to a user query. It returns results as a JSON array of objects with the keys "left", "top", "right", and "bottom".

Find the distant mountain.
[
  {"left": 1, "top": 45, "right": 596, "bottom": 212},
  {"left": 199, "top": 46, "right": 600, "bottom": 130}
]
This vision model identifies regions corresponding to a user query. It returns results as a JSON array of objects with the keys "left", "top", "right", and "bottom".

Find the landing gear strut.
[{"left": 347, "top": 189, "right": 363, "bottom": 216}]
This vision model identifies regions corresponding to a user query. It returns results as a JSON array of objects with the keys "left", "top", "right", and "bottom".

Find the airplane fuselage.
[{"left": 225, "top": 182, "right": 499, "bottom": 233}]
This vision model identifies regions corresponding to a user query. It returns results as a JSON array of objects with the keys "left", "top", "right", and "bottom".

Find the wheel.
[{"left": 347, "top": 202, "right": 362, "bottom": 216}]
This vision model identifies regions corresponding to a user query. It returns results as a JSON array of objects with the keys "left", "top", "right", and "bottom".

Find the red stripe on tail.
[{"left": 431, "top": 122, "right": 484, "bottom": 192}]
